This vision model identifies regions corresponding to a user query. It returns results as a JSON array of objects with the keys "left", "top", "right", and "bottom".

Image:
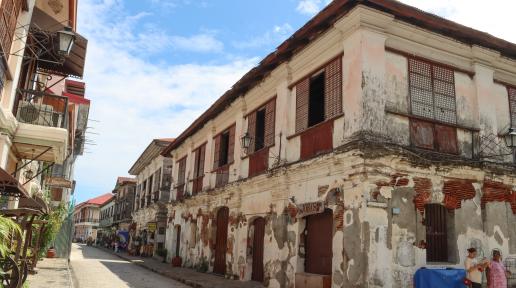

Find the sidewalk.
[
  {"left": 27, "top": 258, "right": 73, "bottom": 288},
  {"left": 98, "top": 247, "right": 264, "bottom": 288}
]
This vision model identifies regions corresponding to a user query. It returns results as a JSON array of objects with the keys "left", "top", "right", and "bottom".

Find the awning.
[
  {"left": 30, "top": 7, "right": 88, "bottom": 78},
  {"left": 0, "top": 168, "right": 30, "bottom": 198},
  {"left": 18, "top": 195, "right": 48, "bottom": 214}
]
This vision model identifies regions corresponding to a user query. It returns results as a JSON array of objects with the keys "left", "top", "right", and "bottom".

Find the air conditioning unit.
[{"left": 17, "top": 101, "right": 59, "bottom": 126}]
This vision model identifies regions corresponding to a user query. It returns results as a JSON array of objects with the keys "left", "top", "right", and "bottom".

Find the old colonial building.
[
  {"left": 129, "top": 139, "right": 174, "bottom": 253},
  {"left": 112, "top": 176, "right": 136, "bottom": 232},
  {"left": 73, "top": 193, "right": 112, "bottom": 242},
  {"left": 156, "top": 1, "right": 516, "bottom": 287},
  {"left": 98, "top": 195, "right": 115, "bottom": 242}
]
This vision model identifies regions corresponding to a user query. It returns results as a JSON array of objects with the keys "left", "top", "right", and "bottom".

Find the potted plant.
[
  {"left": 46, "top": 246, "right": 56, "bottom": 258},
  {"left": 171, "top": 255, "right": 182, "bottom": 267}
]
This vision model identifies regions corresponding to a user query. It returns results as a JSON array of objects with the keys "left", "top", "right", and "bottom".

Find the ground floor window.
[{"left": 425, "top": 204, "right": 456, "bottom": 263}]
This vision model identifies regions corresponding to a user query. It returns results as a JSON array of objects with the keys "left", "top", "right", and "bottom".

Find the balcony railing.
[
  {"left": 14, "top": 89, "right": 68, "bottom": 128},
  {"left": 74, "top": 218, "right": 99, "bottom": 224}
]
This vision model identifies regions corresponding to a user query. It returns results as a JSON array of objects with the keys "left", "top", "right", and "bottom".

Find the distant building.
[
  {"left": 112, "top": 177, "right": 136, "bottom": 232},
  {"left": 129, "top": 139, "right": 174, "bottom": 254},
  {"left": 98, "top": 195, "right": 115, "bottom": 243},
  {"left": 73, "top": 193, "right": 113, "bottom": 242}
]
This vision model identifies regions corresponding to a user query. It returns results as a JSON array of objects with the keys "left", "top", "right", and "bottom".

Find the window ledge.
[
  {"left": 385, "top": 109, "right": 480, "bottom": 132},
  {"left": 211, "top": 162, "right": 233, "bottom": 173},
  {"left": 286, "top": 113, "right": 343, "bottom": 140},
  {"left": 240, "top": 145, "right": 272, "bottom": 160}
]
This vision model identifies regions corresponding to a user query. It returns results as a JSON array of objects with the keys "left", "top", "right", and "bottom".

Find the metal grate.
[
  {"left": 505, "top": 256, "right": 516, "bottom": 288},
  {"left": 408, "top": 57, "right": 457, "bottom": 125},
  {"left": 509, "top": 87, "right": 516, "bottom": 128}
]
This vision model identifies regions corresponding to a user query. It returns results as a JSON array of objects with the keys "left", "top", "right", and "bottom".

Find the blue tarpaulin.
[{"left": 414, "top": 268, "right": 466, "bottom": 288}]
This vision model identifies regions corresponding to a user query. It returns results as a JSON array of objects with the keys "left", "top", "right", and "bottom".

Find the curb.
[{"left": 98, "top": 247, "right": 204, "bottom": 288}]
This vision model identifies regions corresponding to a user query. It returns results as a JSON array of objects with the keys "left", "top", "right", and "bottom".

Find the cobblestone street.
[{"left": 70, "top": 244, "right": 190, "bottom": 288}]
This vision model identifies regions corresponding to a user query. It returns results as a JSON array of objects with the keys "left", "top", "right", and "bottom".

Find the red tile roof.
[{"left": 76, "top": 193, "right": 113, "bottom": 208}]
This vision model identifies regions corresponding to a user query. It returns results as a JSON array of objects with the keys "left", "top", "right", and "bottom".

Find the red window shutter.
[
  {"left": 264, "top": 99, "right": 276, "bottom": 147},
  {"left": 247, "top": 112, "right": 257, "bottom": 154},
  {"left": 228, "top": 125, "right": 236, "bottom": 164},
  {"left": 410, "top": 119, "right": 434, "bottom": 150},
  {"left": 213, "top": 135, "right": 220, "bottom": 169},
  {"left": 324, "top": 57, "right": 342, "bottom": 120},
  {"left": 198, "top": 144, "right": 206, "bottom": 177},
  {"left": 295, "top": 78, "right": 309, "bottom": 133},
  {"left": 435, "top": 124, "right": 458, "bottom": 154},
  {"left": 509, "top": 87, "right": 516, "bottom": 127},
  {"left": 194, "top": 148, "right": 200, "bottom": 177}
]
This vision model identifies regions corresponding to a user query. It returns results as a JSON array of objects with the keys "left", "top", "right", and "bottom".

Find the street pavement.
[{"left": 70, "top": 243, "right": 190, "bottom": 288}]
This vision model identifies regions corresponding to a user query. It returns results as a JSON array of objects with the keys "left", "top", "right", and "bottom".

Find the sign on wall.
[
  {"left": 296, "top": 201, "right": 324, "bottom": 218},
  {"left": 147, "top": 222, "right": 157, "bottom": 232}
]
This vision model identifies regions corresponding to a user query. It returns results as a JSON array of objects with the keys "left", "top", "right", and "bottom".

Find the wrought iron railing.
[{"left": 14, "top": 89, "right": 68, "bottom": 128}]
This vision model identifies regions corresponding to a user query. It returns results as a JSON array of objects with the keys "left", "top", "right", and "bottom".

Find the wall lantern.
[
  {"left": 504, "top": 128, "right": 516, "bottom": 149},
  {"left": 240, "top": 132, "right": 252, "bottom": 150},
  {"left": 57, "top": 26, "right": 76, "bottom": 56}
]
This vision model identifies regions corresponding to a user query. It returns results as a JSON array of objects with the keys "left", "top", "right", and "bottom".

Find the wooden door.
[
  {"left": 175, "top": 226, "right": 181, "bottom": 257},
  {"left": 251, "top": 217, "right": 265, "bottom": 282},
  {"left": 213, "top": 207, "right": 229, "bottom": 275},
  {"left": 305, "top": 209, "right": 333, "bottom": 275}
]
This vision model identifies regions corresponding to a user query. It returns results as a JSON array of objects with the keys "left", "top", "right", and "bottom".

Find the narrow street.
[{"left": 70, "top": 244, "right": 190, "bottom": 288}]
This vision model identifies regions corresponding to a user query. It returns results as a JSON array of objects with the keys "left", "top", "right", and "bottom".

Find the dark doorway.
[
  {"left": 305, "top": 208, "right": 333, "bottom": 275},
  {"left": 251, "top": 217, "right": 265, "bottom": 282},
  {"left": 213, "top": 207, "right": 229, "bottom": 275},
  {"left": 425, "top": 204, "right": 449, "bottom": 262},
  {"left": 175, "top": 225, "right": 181, "bottom": 257},
  {"left": 308, "top": 72, "right": 325, "bottom": 127}
]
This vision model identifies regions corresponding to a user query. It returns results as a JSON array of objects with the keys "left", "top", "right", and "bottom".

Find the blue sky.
[{"left": 73, "top": 0, "right": 516, "bottom": 203}]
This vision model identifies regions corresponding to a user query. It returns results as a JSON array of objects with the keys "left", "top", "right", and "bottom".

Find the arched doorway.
[
  {"left": 175, "top": 225, "right": 181, "bottom": 257},
  {"left": 251, "top": 217, "right": 265, "bottom": 282},
  {"left": 305, "top": 208, "right": 333, "bottom": 275},
  {"left": 213, "top": 207, "right": 229, "bottom": 275}
]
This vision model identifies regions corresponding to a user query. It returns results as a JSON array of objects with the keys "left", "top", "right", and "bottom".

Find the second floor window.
[
  {"left": 193, "top": 144, "right": 206, "bottom": 179},
  {"left": 213, "top": 125, "right": 235, "bottom": 169},
  {"left": 0, "top": 0, "right": 23, "bottom": 61},
  {"left": 295, "top": 56, "right": 342, "bottom": 133},
  {"left": 409, "top": 57, "right": 457, "bottom": 124},
  {"left": 408, "top": 57, "right": 458, "bottom": 154},
  {"left": 247, "top": 98, "right": 275, "bottom": 154},
  {"left": 177, "top": 156, "right": 187, "bottom": 186}
]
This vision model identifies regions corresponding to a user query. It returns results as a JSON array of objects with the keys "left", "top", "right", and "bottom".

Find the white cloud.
[
  {"left": 398, "top": 0, "right": 516, "bottom": 44},
  {"left": 74, "top": 0, "right": 256, "bottom": 200},
  {"left": 296, "top": 0, "right": 332, "bottom": 16},
  {"left": 233, "top": 23, "right": 293, "bottom": 49}
]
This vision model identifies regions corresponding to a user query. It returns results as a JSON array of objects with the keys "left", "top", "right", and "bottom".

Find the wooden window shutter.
[
  {"left": 264, "top": 99, "right": 276, "bottom": 147},
  {"left": 247, "top": 112, "right": 257, "bottom": 154},
  {"left": 213, "top": 135, "right": 220, "bottom": 169},
  {"left": 194, "top": 148, "right": 200, "bottom": 177},
  {"left": 198, "top": 144, "right": 206, "bottom": 176},
  {"left": 425, "top": 204, "right": 448, "bottom": 262},
  {"left": 228, "top": 125, "right": 236, "bottom": 164},
  {"left": 324, "top": 57, "right": 342, "bottom": 120},
  {"left": 509, "top": 87, "right": 516, "bottom": 127},
  {"left": 0, "top": 0, "right": 22, "bottom": 60},
  {"left": 295, "top": 78, "right": 309, "bottom": 133}
]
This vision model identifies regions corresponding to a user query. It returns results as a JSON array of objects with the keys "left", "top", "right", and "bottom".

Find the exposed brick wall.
[
  {"left": 442, "top": 179, "right": 476, "bottom": 209},
  {"left": 482, "top": 180, "right": 516, "bottom": 213},
  {"left": 334, "top": 204, "right": 345, "bottom": 231},
  {"left": 413, "top": 177, "right": 432, "bottom": 213}
]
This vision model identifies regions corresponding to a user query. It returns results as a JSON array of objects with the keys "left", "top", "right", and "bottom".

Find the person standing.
[
  {"left": 465, "top": 247, "right": 489, "bottom": 288},
  {"left": 487, "top": 250, "right": 511, "bottom": 288}
]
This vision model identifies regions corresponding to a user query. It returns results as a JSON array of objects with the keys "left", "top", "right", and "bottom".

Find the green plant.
[
  {"left": 0, "top": 215, "right": 21, "bottom": 257},
  {"left": 36, "top": 202, "right": 68, "bottom": 258}
]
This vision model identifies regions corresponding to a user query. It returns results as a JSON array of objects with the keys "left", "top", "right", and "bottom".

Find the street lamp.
[
  {"left": 240, "top": 132, "right": 252, "bottom": 152},
  {"left": 57, "top": 26, "right": 76, "bottom": 56},
  {"left": 503, "top": 128, "right": 516, "bottom": 149}
]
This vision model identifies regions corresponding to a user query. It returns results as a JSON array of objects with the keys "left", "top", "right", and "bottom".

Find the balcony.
[
  {"left": 74, "top": 218, "right": 99, "bottom": 225},
  {"left": 12, "top": 89, "right": 69, "bottom": 164}
]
